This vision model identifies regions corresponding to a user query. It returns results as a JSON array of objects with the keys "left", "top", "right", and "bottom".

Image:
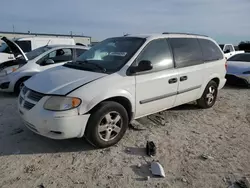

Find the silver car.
[
  {"left": 0, "top": 37, "right": 89, "bottom": 93},
  {"left": 226, "top": 53, "right": 250, "bottom": 86}
]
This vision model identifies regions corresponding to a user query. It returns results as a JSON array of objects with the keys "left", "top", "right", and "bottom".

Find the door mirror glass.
[
  {"left": 131, "top": 60, "right": 153, "bottom": 73},
  {"left": 45, "top": 59, "right": 55, "bottom": 65}
]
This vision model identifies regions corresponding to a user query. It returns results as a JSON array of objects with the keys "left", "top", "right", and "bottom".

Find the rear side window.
[
  {"left": 228, "top": 54, "right": 250, "bottom": 62},
  {"left": 169, "top": 38, "right": 203, "bottom": 68},
  {"left": 135, "top": 39, "right": 174, "bottom": 72},
  {"left": 76, "top": 49, "right": 87, "bottom": 57},
  {"left": 199, "top": 39, "right": 224, "bottom": 62},
  {"left": 15, "top": 40, "right": 31, "bottom": 53}
]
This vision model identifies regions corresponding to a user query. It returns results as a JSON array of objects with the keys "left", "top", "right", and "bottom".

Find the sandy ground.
[{"left": 0, "top": 85, "right": 250, "bottom": 188}]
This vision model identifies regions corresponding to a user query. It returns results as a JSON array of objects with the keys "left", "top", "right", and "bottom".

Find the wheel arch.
[{"left": 88, "top": 96, "right": 134, "bottom": 122}]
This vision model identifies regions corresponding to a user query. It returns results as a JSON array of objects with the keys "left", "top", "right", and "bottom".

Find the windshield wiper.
[{"left": 74, "top": 60, "right": 106, "bottom": 73}]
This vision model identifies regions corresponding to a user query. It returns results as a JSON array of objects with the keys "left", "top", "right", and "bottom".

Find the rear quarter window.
[
  {"left": 169, "top": 38, "right": 203, "bottom": 68},
  {"left": 198, "top": 39, "right": 224, "bottom": 62}
]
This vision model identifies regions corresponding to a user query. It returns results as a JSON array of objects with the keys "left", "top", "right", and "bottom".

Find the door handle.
[
  {"left": 168, "top": 78, "right": 177, "bottom": 84},
  {"left": 8, "top": 57, "right": 14, "bottom": 59},
  {"left": 180, "top": 76, "right": 188, "bottom": 81}
]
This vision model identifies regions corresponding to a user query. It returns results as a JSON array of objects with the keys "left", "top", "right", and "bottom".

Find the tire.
[
  {"left": 85, "top": 101, "right": 129, "bottom": 148},
  {"left": 14, "top": 77, "right": 30, "bottom": 95},
  {"left": 197, "top": 80, "right": 218, "bottom": 109}
]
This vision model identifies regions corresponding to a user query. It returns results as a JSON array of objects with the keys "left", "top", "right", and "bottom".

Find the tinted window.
[
  {"left": 228, "top": 54, "right": 250, "bottom": 62},
  {"left": 48, "top": 48, "right": 73, "bottom": 63},
  {"left": 219, "top": 44, "right": 224, "bottom": 50},
  {"left": 26, "top": 46, "right": 52, "bottom": 60},
  {"left": 38, "top": 48, "right": 73, "bottom": 65},
  {"left": 76, "top": 49, "right": 87, "bottom": 57},
  {"left": 199, "top": 39, "right": 224, "bottom": 62},
  {"left": 135, "top": 39, "right": 173, "bottom": 72},
  {"left": 229, "top": 45, "right": 234, "bottom": 52},
  {"left": 169, "top": 38, "right": 203, "bottom": 68},
  {"left": 15, "top": 40, "right": 31, "bottom": 53}
]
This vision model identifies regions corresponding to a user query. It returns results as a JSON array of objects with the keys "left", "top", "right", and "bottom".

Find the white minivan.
[
  {"left": 18, "top": 33, "right": 227, "bottom": 148},
  {"left": 0, "top": 37, "right": 75, "bottom": 63},
  {"left": 0, "top": 39, "right": 89, "bottom": 93}
]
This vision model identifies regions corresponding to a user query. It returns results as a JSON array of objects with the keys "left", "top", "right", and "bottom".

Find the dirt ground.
[{"left": 0, "top": 85, "right": 249, "bottom": 188}]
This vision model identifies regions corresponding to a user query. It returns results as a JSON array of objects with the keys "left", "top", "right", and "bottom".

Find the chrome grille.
[
  {"left": 20, "top": 86, "right": 45, "bottom": 111},
  {"left": 22, "top": 86, "right": 28, "bottom": 95},
  {"left": 23, "top": 101, "right": 35, "bottom": 110},
  {"left": 28, "top": 90, "right": 45, "bottom": 102},
  {"left": 19, "top": 96, "right": 24, "bottom": 104}
]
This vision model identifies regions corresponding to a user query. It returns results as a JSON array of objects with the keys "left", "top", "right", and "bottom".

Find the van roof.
[
  {"left": 124, "top": 33, "right": 210, "bottom": 40},
  {"left": 15, "top": 37, "right": 74, "bottom": 41},
  {"left": 47, "top": 44, "right": 90, "bottom": 49}
]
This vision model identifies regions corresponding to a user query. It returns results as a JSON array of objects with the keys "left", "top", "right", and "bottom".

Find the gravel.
[{"left": 0, "top": 85, "right": 249, "bottom": 188}]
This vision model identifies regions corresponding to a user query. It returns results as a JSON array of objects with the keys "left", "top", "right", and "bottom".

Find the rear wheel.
[
  {"left": 85, "top": 101, "right": 129, "bottom": 148},
  {"left": 197, "top": 80, "right": 218, "bottom": 109}
]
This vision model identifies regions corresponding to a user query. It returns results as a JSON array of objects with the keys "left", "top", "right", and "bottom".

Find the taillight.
[{"left": 225, "top": 59, "right": 228, "bottom": 70}]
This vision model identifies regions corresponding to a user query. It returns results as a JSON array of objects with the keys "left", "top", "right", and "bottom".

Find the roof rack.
[{"left": 162, "top": 32, "right": 208, "bottom": 37}]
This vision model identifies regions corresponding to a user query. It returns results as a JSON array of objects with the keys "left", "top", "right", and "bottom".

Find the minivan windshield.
[
  {"left": 64, "top": 37, "right": 145, "bottom": 73},
  {"left": 25, "top": 46, "right": 52, "bottom": 60}
]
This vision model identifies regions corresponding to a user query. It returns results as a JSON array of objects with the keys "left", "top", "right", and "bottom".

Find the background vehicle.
[
  {"left": 226, "top": 53, "right": 250, "bottom": 86},
  {"left": 0, "top": 37, "right": 75, "bottom": 63},
  {"left": 0, "top": 41, "right": 89, "bottom": 93},
  {"left": 219, "top": 44, "right": 245, "bottom": 59},
  {"left": 18, "top": 33, "right": 226, "bottom": 148}
]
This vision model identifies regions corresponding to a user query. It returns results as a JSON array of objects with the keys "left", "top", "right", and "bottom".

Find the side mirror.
[
  {"left": 130, "top": 60, "right": 153, "bottom": 73},
  {"left": 45, "top": 59, "right": 55, "bottom": 65}
]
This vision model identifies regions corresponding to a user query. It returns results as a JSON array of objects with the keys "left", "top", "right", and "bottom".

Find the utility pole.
[{"left": 12, "top": 24, "right": 15, "bottom": 33}]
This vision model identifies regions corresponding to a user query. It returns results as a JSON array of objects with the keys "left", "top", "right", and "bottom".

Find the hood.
[
  {"left": 227, "top": 61, "right": 250, "bottom": 74},
  {"left": 25, "top": 66, "right": 107, "bottom": 95},
  {"left": 1, "top": 37, "right": 28, "bottom": 61}
]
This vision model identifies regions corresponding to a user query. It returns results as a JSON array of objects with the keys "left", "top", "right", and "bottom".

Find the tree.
[{"left": 238, "top": 41, "right": 250, "bottom": 52}]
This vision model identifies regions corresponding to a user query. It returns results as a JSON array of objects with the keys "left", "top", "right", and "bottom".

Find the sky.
[{"left": 1, "top": 0, "right": 250, "bottom": 44}]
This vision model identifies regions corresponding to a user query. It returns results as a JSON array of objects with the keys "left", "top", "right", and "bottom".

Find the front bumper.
[
  {"left": 18, "top": 94, "right": 90, "bottom": 139},
  {"left": 226, "top": 74, "right": 250, "bottom": 86},
  {"left": 0, "top": 74, "right": 15, "bottom": 92}
]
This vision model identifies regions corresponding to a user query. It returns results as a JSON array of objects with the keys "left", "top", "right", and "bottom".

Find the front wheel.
[
  {"left": 85, "top": 101, "right": 129, "bottom": 148},
  {"left": 197, "top": 80, "right": 218, "bottom": 109},
  {"left": 14, "top": 77, "right": 30, "bottom": 95}
]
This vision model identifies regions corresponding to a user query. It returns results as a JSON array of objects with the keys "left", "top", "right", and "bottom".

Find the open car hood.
[{"left": 1, "top": 37, "right": 28, "bottom": 61}]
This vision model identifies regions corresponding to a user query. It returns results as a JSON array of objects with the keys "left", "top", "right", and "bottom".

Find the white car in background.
[
  {"left": 18, "top": 33, "right": 227, "bottom": 148},
  {"left": 0, "top": 37, "right": 76, "bottom": 63},
  {"left": 219, "top": 44, "right": 245, "bottom": 59},
  {"left": 0, "top": 39, "right": 89, "bottom": 93}
]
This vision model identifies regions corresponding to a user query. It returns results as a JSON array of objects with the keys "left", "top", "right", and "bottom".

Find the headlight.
[
  {"left": 243, "top": 71, "right": 250, "bottom": 74},
  {"left": 44, "top": 96, "right": 81, "bottom": 111},
  {"left": 2, "top": 66, "right": 20, "bottom": 75}
]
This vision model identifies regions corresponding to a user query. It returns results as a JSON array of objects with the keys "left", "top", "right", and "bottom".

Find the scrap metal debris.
[
  {"left": 147, "top": 114, "right": 167, "bottom": 126},
  {"left": 200, "top": 154, "right": 214, "bottom": 160},
  {"left": 146, "top": 141, "right": 156, "bottom": 157},
  {"left": 229, "top": 177, "right": 250, "bottom": 188},
  {"left": 129, "top": 120, "right": 146, "bottom": 131},
  {"left": 150, "top": 161, "right": 165, "bottom": 178}
]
